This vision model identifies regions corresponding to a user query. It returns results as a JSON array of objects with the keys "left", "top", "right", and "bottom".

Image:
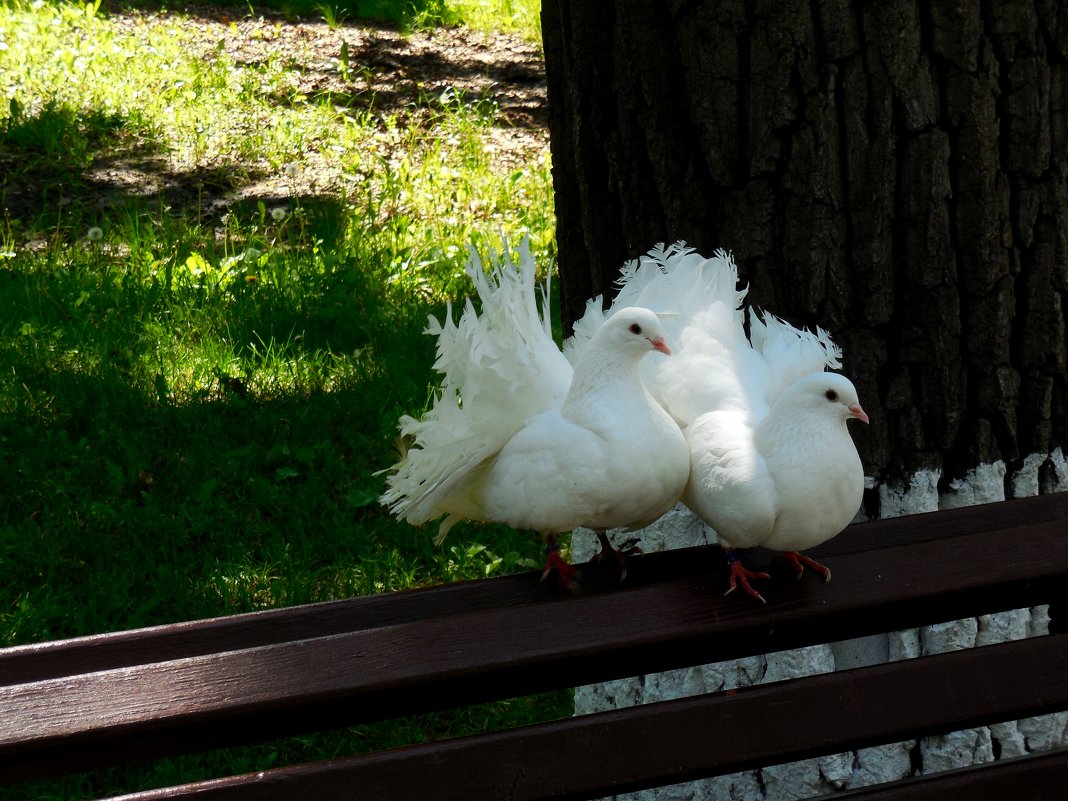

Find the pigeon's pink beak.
[
  {"left": 651, "top": 337, "right": 671, "bottom": 356},
  {"left": 849, "top": 403, "right": 870, "bottom": 424}
]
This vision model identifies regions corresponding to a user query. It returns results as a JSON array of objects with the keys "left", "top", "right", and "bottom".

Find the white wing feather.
[{"left": 381, "top": 238, "right": 572, "bottom": 538}]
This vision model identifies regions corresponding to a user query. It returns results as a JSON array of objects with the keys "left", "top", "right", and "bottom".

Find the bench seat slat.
[
  {"left": 2, "top": 509, "right": 1067, "bottom": 782},
  {"left": 109, "top": 635, "right": 1068, "bottom": 801},
  {"left": 3, "top": 494, "right": 1064, "bottom": 687}
]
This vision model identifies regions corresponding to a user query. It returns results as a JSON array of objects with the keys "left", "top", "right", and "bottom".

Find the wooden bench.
[{"left": 2, "top": 493, "right": 1067, "bottom": 799}]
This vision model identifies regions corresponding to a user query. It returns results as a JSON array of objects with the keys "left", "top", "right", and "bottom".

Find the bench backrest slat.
[{"left": 109, "top": 634, "right": 1068, "bottom": 801}]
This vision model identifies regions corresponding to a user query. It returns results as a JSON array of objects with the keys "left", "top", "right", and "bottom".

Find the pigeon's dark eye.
[
  {"left": 629, "top": 323, "right": 643, "bottom": 335},
  {"left": 825, "top": 389, "right": 839, "bottom": 402}
]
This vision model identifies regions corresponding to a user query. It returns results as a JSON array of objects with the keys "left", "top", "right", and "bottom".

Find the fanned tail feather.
[
  {"left": 381, "top": 237, "right": 572, "bottom": 536},
  {"left": 570, "top": 243, "right": 747, "bottom": 424},
  {"left": 580, "top": 241, "right": 844, "bottom": 427},
  {"left": 565, "top": 243, "right": 744, "bottom": 356},
  {"left": 609, "top": 244, "right": 745, "bottom": 343},
  {"left": 748, "top": 311, "right": 842, "bottom": 408},
  {"left": 562, "top": 296, "right": 607, "bottom": 364}
]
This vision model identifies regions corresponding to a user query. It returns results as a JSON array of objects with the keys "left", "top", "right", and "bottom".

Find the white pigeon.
[
  {"left": 381, "top": 238, "right": 690, "bottom": 588},
  {"left": 571, "top": 242, "right": 868, "bottom": 602}
]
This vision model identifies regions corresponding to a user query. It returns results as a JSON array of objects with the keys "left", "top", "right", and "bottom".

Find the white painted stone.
[
  {"left": 919, "top": 727, "right": 994, "bottom": 774},
  {"left": 831, "top": 634, "right": 889, "bottom": 670},
  {"left": 612, "top": 780, "right": 704, "bottom": 801},
  {"left": 878, "top": 470, "right": 940, "bottom": 517},
  {"left": 700, "top": 655, "right": 765, "bottom": 692},
  {"left": 989, "top": 720, "right": 1029, "bottom": 758},
  {"left": 694, "top": 771, "right": 764, "bottom": 800},
  {"left": 887, "top": 628, "right": 921, "bottom": 661},
  {"left": 938, "top": 461, "right": 1006, "bottom": 509},
  {"left": 575, "top": 676, "right": 642, "bottom": 711},
  {"left": 1030, "top": 605, "right": 1051, "bottom": 637},
  {"left": 1043, "top": 448, "right": 1068, "bottom": 492},
  {"left": 848, "top": 742, "right": 915, "bottom": 788},
  {"left": 572, "top": 529, "right": 597, "bottom": 562},
  {"left": 818, "top": 752, "right": 854, "bottom": 789},
  {"left": 761, "top": 757, "right": 828, "bottom": 801},
  {"left": 652, "top": 781, "right": 697, "bottom": 801},
  {"left": 1018, "top": 710, "right": 1068, "bottom": 751},
  {"left": 920, "top": 618, "right": 977, "bottom": 654},
  {"left": 641, "top": 665, "right": 706, "bottom": 703},
  {"left": 1010, "top": 452, "right": 1048, "bottom": 497},
  {"left": 573, "top": 503, "right": 710, "bottom": 562},
  {"left": 975, "top": 609, "right": 1029, "bottom": 646},
  {"left": 762, "top": 644, "right": 835, "bottom": 683}
]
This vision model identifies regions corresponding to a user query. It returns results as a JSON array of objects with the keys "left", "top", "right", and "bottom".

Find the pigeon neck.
[
  {"left": 758, "top": 399, "right": 848, "bottom": 452},
  {"left": 564, "top": 347, "right": 645, "bottom": 409}
]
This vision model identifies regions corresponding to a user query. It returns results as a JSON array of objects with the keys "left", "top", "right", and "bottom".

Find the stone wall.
[{"left": 572, "top": 449, "right": 1068, "bottom": 800}]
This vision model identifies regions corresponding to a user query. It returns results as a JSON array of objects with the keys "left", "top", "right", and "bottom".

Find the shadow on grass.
[
  {"left": 0, "top": 347, "right": 436, "bottom": 628},
  {"left": 0, "top": 98, "right": 278, "bottom": 226},
  {"left": 283, "top": 31, "right": 547, "bottom": 130},
  {"left": 1, "top": 101, "right": 142, "bottom": 220},
  {"left": 3, "top": 2, "right": 546, "bottom": 229}
]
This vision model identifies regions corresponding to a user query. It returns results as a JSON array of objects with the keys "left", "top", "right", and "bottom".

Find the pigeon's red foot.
[
  {"left": 541, "top": 541, "right": 581, "bottom": 592},
  {"left": 593, "top": 531, "right": 643, "bottom": 581},
  {"left": 784, "top": 551, "right": 832, "bottom": 583},
  {"left": 724, "top": 551, "right": 771, "bottom": 604}
]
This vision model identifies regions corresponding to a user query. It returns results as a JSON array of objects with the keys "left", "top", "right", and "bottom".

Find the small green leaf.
[
  {"left": 196, "top": 478, "right": 217, "bottom": 503},
  {"left": 185, "top": 252, "right": 211, "bottom": 275},
  {"left": 345, "top": 488, "right": 379, "bottom": 508}
]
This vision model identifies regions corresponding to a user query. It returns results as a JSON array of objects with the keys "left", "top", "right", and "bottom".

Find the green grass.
[
  {"left": 274, "top": 0, "right": 540, "bottom": 38},
  {"left": 0, "top": 0, "right": 563, "bottom": 796},
  {"left": 109, "top": 0, "right": 542, "bottom": 38}
]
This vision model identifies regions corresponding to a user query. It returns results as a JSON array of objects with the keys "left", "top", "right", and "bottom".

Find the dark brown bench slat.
[
  {"left": 104, "top": 635, "right": 1068, "bottom": 801},
  {"left": 0, "top": 569, "right": 548, "bottom": 687},
  {"left": 2, "top": 493, "right": 1065, "bottom": 686},
  {"left": 2, "top": 510, "right": 1067, "bottom": 783},
  {"left": 811, "top": 490, "right": 1068, "bottom": 558}
]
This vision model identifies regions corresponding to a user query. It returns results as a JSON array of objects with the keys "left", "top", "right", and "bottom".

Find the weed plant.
[{"left": 0, "top": 0, "right": 563, "bottom": 796}]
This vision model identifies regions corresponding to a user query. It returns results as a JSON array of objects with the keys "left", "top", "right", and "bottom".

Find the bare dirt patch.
[{"left": 9, "top": 4, "right": 549, "bottom": 223}]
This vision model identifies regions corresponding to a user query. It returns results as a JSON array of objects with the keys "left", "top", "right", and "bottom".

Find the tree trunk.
[{"left": 542, "top": 0, "right": 1067, "bottom": 484}]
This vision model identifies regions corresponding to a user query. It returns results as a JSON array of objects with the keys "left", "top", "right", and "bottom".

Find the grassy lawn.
[{"left": 0, "top": 0, "right": 565, "bottom": 796}]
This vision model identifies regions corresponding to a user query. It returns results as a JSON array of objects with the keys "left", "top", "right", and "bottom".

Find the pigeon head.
[
  {"left": 786, "top": 372, "right": 869, "bottom": 424},
  {"left": 598, "top": 307, "right": 671, "bottom": 357}
]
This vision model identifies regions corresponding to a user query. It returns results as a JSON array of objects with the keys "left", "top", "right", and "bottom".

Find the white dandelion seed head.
[
  {"left": 270, "top": 207, "right": 287, "bottom": 221},
  {"left": 283, "top": 163, "right": 303, "bottom": 180},
  {"left": 86, "top": 227, "right": 103, "bottom": 242}
]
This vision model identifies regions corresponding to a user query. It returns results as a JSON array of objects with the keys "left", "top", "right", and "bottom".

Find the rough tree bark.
[{"left": 541, "top": 0, "right": 1067, "bottom": 485}]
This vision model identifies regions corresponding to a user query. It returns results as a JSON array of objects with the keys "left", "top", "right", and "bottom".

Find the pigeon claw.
[
  {"left": 593, "top": 531, "right": 643, "bottom": 582},
  {"left": 784, "top": 552, "right": 832, "bottom": 584},
  {"left": 724, "top": 553, "right": 770, "bottom": 604},
  {"left": 541, "top": 543, "right": 581, "bottom": 592}
]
